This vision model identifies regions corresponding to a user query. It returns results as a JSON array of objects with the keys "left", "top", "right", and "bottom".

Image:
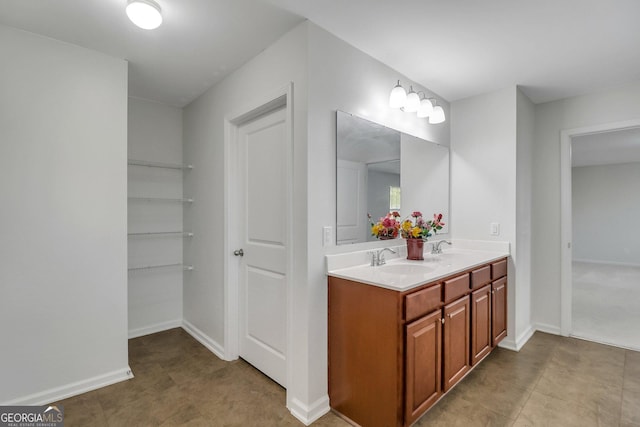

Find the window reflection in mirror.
[{"left": 336, "top": 110, "right": 449, "bottom": 245}]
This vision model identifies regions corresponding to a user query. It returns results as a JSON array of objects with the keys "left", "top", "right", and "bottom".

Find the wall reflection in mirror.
[{"left": 336, "top": 111, "right": 450, "bottom": 245}]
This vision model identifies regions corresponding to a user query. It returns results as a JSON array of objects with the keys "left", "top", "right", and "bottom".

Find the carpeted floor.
[{"left": 573, "top": 261, "right": 640, "bottom": 351}]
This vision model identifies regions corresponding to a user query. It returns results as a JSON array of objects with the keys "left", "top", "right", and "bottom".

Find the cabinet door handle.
[{"left": 441, "top": 318, "right": 445, "bottom": 324}]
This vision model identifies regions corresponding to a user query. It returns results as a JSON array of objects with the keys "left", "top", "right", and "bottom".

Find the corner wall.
[
  {"left": 0, "top": 25, "right": 129, "bottom": 404},
  {"left": 306, "top": 23, "right": 451, "bottom": 414},
  {"left": 182, "top": 21, "right": 309, "bottom": 419},
  {"left": 127, "top": 98, "right": 184, "bottom": 337},
  {"left": 450, "top": 87, "right": 520, "bottom": 347},
  {"left": 572, "top": 162, "right": 640, "bottom": 266},
  {"left": 532, "top": 80, "right": 640, "bottom": 331}
]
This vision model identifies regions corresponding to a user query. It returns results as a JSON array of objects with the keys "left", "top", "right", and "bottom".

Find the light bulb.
[
  {"left": 404, "top": 86, "right": 420, "bottom": 113},
  {"left": 429, "top": 105, "right": 446, "bottom": 124},
  {"left": 417, "top": 97, "right": 434, "bottom": 118},
  {"left": 127, "top": 0, "right": 163, "bottom": 30},
  {"left": 389, "top": 80, "right": 406, "bottom": 109}
]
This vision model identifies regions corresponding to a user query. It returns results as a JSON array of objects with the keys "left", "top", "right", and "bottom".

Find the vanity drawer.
[
  {"left": 492, "top": 259, "right": 507, "bottom": 280},
  {"left": 443, "top": 273, "right": 470, "bottom": 303},
  {"left": 405, "top": 284, "right": 442, "bottom": 322},
  {"left": 471, "top": 265, "right": 491, "bottom": 289}
]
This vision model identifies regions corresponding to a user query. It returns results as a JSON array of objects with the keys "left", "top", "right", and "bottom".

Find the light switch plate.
[
  {"left": 323, "top": 226, "right": 333, "bottom": 246},
  {"left": 490, "top": 222, "right": 500, "bottom": 236}
]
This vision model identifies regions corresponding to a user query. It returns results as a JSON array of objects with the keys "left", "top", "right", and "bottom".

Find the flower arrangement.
[
  {"left": 401, "top": 212, "right": 445, "bottom": 240},
  {"left": 368, "top": 212, "right": 401, "bottom": 239}
]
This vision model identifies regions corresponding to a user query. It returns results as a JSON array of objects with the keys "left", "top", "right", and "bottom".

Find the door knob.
[{"left": 233, "top": 249, "right": 244, "bottom": 256}]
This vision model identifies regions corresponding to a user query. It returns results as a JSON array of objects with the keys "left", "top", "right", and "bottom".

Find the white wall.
[
  {"left": 306, "top": 24, "right": 450, "bottom": 412},
  {"left": 532, "top": 80, "right": 640, "bottom": 331},
  {"left": 450, "top": 86, "right": 529, "bottom": 348},
  {"left": 0, "top": 25, "right": 129, "bottom": 404},
  {"left": 182, "top": 21, "right": 310, "bottom": 419},
  {"left": 183, "top": 20, "right": 450, "bottom": 423},
  {"left": 572, "top": 162, "right": 640, "bottom": 266},
  {"left": 402, "top": 133, "right": 450, "bottom": 235},
  {"left": 127, "top": 98, "right": 184, "bottom": 337},
  {"left": 515, "top": 89, "right": 535, "bottom": 345}
]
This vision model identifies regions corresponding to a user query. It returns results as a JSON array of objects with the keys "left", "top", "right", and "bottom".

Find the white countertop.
[{"left": 327, "top": 246, "right": 509, "bottom": 292}]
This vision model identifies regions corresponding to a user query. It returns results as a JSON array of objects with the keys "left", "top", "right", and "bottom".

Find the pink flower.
[{"left": 411, "top": 211, "right": 422, "bottom": 218}]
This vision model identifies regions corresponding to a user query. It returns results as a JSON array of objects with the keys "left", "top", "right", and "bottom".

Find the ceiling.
[
  {"left": 1, "top": 0, "right": 639, "bottom": 107},
  {"left": 572, "top": 127, "right": 640, "bottom": 167},
  {"left": 0, "top": 0, "right": 303, "bottom": 107}
]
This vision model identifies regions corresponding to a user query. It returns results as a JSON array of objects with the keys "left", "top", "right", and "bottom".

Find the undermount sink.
[{"left": 376, "top": 263, "right": 437, "bottom": 275}]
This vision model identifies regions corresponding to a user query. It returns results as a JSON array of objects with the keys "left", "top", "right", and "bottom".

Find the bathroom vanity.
[{"left": 327, "top": 247, "right": 508, "bottom": 427}]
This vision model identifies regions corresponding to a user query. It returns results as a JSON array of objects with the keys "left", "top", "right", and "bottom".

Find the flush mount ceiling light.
[
  {"left": 126, "top": 0, "right": 163, "bottom": 30},
  {"left": 389, "top": 80, "right": 445, "bottom": 123}
]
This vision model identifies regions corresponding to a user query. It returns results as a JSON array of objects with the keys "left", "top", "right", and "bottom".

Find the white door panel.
[{"left": 238, "top": 106, "right": 288, "bottom": 387}]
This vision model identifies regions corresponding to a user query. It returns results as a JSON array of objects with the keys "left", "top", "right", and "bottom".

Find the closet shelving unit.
[{"left": 127, "top": 159, "right": 194, "bottom": 272}]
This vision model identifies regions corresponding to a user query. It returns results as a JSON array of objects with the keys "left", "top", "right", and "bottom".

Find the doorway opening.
[{"left": 560, "top": 120, "right": 640, "bottom": 351}]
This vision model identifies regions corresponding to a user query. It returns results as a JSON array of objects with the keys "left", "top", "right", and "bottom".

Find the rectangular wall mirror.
[{"left": 336, "top": 110, "right": 450, "bottom": 245}]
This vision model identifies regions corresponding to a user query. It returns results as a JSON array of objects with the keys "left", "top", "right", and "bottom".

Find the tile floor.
[
  {"left": 56, "top": 328, "right": 640, "bottom": 426},
  {"left": 573, "top": 261, "right": 640, "bottom": 351}
]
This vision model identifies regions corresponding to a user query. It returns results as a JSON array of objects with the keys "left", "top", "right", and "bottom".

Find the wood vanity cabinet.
[
  {"left": 328, "top": 257, "right": 508, "bottom": 427},
  {"left": 442, "top": 295, "right": 470, "bottom": 391},
  {"left": 470, "top": 285, "right": 492, "bottom": 365},
  {"left": 492, "top": 277, "right": 508, "bottom": 345},
  {"left": 405, "top": 310, "right": 441, "bottom": 426}
]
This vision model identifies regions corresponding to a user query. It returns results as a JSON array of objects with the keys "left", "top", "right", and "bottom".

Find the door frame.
[
  {"left": 223, "top": 83, "right": 294, "bottom": 388},
  {"left": 559, "top": 118, "right": 640, "bottom": 336}
]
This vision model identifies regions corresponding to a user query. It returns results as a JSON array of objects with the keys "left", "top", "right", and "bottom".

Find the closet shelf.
[
  {"left": 128, "top": 263, "right": 194, "bottom": 272},
  {"left": 128, "top": 231, "right": 194, "bottom": 238},
  {"left": 128, "top": 159, "right": 193, "bottom": 170},
  {"left": 128, "top": 196, "right": 194, "bottom": 203}
]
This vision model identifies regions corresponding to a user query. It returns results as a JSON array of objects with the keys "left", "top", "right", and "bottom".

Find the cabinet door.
[
  {"left": 492, "top": 277, "right": 507, "bottom": 346},
  {"left": 471, "top": 285, "right": 492, "bottom": 365},
  {"left": 405, "top": 310, "right": 442, "bottom": 426},
  {"left": 443, "top": 296, "right": 470, "bottom": 392}
]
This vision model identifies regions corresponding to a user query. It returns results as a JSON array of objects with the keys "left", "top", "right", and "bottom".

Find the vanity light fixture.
[
  {"left": 126, "top": 0, "right": 163, "bottom": 30},
  {"left": 417, "top": 93, "right": 434, "bottom": 118},
  {"left": 404, "top": 86, "right": 421, "bottom": 113},
  {"left": 389, "top": 80, "right": 445, "bottom": 123},
  {"left": 429, "top": 103, "right": 446, "bottom": 124},
  {"left": 389, "top": 80, "right": 407, "bottom": 109}
]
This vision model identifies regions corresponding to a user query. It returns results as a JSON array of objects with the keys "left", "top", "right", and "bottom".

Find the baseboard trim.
[
  {"left": 499, "top": 325, "right": 535, "bottom": 352},
  {"left": 1, "top": 367, "right": 133, "bottom": 406},
  {"left": 570, "top": 333, "right": 640, "bottom": 352},
  {"left": 128, "top": 319, "right": 183, "bottom": 339},
  {"left": 181, "top": 319, "right": 229, "bottom": 361},
  {"left": 289, "top": 395, "right": 330, "bottom": 426},
  {"left": 534, "top": 322, "right": 562, "bottom": 336},
  {"left": 573, "top": 258, "right": 640, "bottom": 268}
]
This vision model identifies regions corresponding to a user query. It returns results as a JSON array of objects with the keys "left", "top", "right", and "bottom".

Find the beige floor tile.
[
  {"left": 621, "top": 386, "right": 640, "bottom": 426},
  {"left": 534, "top": 365, "right": 622, "bottom": 424},
  {"left": 54, "top": 329, "right": 635, "bottom": 427},
  {"left": 513, "top": 391, "right": 600, "bottom": 427}
]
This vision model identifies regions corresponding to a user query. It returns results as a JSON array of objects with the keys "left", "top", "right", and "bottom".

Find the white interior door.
[
  {"left": 237, "top": 106, "right": 288, "bottom": 387},
  {"left": 337, "top": 159, "right": 367, "bottom": 244}
]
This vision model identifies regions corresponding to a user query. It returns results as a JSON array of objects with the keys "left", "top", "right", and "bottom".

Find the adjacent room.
[
  {"left": 571, "top": 128, "right": 640, "bottom": 351},
  {"left": 1, "top": 1, "right": 639, "bottom": 426}
]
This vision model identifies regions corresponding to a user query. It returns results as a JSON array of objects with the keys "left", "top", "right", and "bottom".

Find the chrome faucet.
[
  {"left": 431, "top": 240, "right": 452, "bottom": 255},
  {"left": 368, "top": 247, "right": 397, "bottom": 266}
]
